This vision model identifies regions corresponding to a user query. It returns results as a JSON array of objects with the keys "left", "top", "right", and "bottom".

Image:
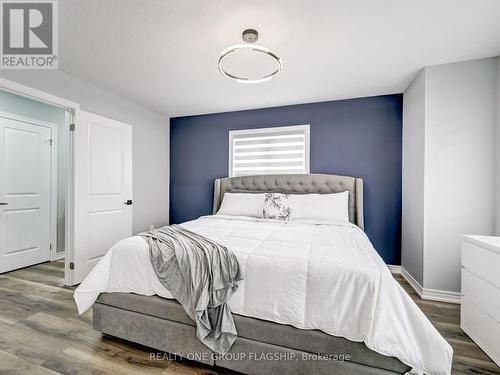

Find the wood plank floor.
[{"left": 0, "top": 262, "right": 499, "bottom": 375}]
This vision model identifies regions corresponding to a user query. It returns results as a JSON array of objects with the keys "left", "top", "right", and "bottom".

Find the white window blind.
[{"left": 229, "top": 125, "right": 310, "bottom": 177}]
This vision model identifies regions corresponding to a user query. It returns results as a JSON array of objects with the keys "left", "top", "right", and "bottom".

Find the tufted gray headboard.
[{"left": 213, "top": 174, "right": 364, "bottom": 230}]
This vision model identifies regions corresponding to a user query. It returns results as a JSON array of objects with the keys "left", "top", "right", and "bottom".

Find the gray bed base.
[
  {"left": 94, "top": 294, "right": 410, "bottom": 375},
  {"left": 93, "top": 174, "right": 411, "bottom": 374}
]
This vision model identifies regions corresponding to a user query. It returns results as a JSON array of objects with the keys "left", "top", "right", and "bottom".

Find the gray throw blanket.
[{"left": 140, "top": 225, "right": 243, "bottom": 354}]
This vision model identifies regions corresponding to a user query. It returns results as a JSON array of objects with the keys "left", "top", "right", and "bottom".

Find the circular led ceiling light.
[{"left": 218, "top": 29, "right": 282, "bottom": 84}]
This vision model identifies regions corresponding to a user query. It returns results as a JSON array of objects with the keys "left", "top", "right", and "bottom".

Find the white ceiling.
[{"left": 59, "top": 0, "right": 500, "bottom": 117}]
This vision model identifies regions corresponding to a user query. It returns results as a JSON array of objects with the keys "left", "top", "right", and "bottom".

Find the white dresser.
[{"left": 461, "top": 235, "right": 500, "bottom": 366}]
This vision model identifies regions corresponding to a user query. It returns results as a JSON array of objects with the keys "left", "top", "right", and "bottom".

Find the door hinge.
[
  {"left": 48, "top": 139, "right": 53, "bottom": 146},
  {"left": 70, "top": 123, "right": 75, "bottom": 131},
  {"left": 69, "top": 262, "right": 74, "bottom": 270},
  {"left": 49, "top": 243, "right": 52, "bottom": 250}
]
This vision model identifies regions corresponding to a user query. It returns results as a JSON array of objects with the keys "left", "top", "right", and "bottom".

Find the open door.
[
  {"left": 0, "top": 114, "right": 54, "bottom": 273},
  {"left": 69, "top": 110, "right": 132, "bottom": 285}
]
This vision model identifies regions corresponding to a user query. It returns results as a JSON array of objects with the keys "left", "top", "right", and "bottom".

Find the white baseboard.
[
  {"left": 400, "top": 266, "right": 424, "bottom": 295},
  {"left": 386, "top": 264, "right": 461, "bottom": 304},
  {"left": 421, "top": 286, "right": 461, "bottom": 304},
  {"left": 52, "top": 251, "right": 65, "bottom": 261},
  {"left": 387, "top": 264, "right": 402, "bottom": 274},
  {"left": 399, "top": 266, "right": 461, "bottom": 304}
]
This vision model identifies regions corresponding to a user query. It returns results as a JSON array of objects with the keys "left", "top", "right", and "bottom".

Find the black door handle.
[
  {"left": 0, "top": 203, "right": 8, "bottom": 205},
  {"left": 124, "top": 200, "right": 133, "bottom": 206}
]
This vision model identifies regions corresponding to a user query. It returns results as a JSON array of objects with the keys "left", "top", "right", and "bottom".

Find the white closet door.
[
  {"left": 72, "top": 110, "right": 132, "bottom": 284},
  {"left": 0, "top": 115, "right": 52, "bottom": 273}
]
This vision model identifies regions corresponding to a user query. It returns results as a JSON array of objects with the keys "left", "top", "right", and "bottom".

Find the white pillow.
[
  {"left": 288, "top": 191, "right": 349, "bottom": 222},
  {"left": 217, "top": 193, "right": 265, "bottom": 217},
  {"left": 262, "top": 193, "right": 292, "bottom": 222}
]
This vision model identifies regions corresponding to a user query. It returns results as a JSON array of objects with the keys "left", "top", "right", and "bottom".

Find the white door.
[
  {"left": 0, "top": 115, "right": 53, "bottom": 273},
  {"left": 71, "top": 110, "right": 132, "bottom": 284}
]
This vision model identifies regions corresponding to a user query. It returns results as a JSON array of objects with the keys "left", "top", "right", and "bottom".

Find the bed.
[{"left": 74, "top": 174, "right": 452, "bottom": 375}]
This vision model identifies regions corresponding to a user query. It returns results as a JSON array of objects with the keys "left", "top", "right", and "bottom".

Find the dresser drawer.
[
  {"left": 462, "top": 241, "right": 500, "bottom": 289},
  {"left": 462, "top": 269, "right": 500, "bottom": 323},
  {"left": 461, "top": 296, "right": 500, "bottom": 366}
]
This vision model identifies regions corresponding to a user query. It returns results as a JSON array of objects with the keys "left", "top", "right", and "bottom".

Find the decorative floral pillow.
[{"left": 262, "top": 193, "right": 292, "bottom": 222}]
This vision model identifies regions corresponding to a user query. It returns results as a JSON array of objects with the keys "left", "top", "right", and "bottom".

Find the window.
[{"left": 229, "top": 124, "right": 310, "bottom": 177}]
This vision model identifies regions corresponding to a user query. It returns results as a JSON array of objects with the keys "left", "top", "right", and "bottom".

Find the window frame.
[{"left": 228, "top": 124, "right": 310, "bottom": 177}]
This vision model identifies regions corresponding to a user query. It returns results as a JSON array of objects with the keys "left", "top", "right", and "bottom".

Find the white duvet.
[{"left": 74, "top": 215, "right": 452, "bottom": 375}]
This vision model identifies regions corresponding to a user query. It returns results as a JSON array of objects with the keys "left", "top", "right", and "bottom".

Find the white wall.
[
  {"left": 0, "top": 70, "right": 169, "bottom": 234},
  {"left": 496, "top": 57, "right": 500, "bottom": 235},
  {"left": 424, "top": 58, "right": 497, "bottom": 292},
  {"left": 402, "top": 57, "right": 497, "bottom": 295},
  {"left": 402, "top": 69, "right": 425, "bottom": 286}
]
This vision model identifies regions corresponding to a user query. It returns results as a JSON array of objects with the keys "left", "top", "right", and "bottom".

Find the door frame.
[
  {"left": 0, "top": 110, "right": 58, "bottom": 262},
  {"left": 0, "top": 77, "right": 80, "bottom": 285}
]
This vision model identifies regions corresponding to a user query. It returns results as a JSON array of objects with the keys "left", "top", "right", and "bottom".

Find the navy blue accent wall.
[{"left": 170, "top": 95, "right": 402, "bottom": 264}]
